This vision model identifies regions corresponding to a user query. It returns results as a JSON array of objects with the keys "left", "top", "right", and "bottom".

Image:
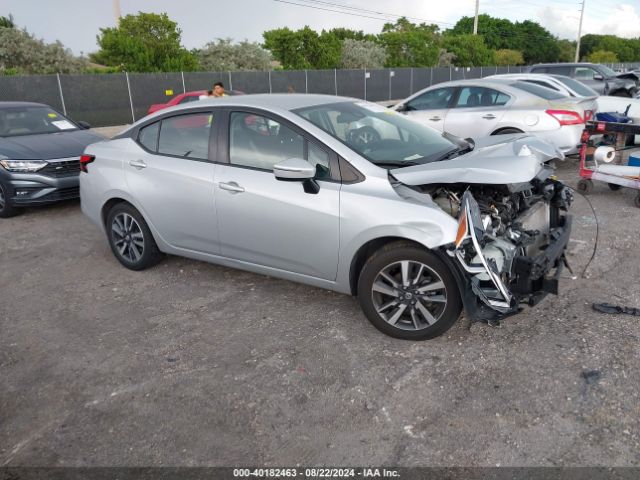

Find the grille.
[
  {"left": 41, "top": 187, "right": 80, "bottom": 201},
  {"left": 39, "top": 159, "right": 81, "bottom": 177}
]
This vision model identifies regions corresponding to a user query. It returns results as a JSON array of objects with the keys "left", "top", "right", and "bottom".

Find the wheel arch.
[{"left": 491, "top": 126, "right": 525, "bottom": 135}]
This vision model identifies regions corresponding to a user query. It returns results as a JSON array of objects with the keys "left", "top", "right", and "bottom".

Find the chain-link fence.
[{"left": 1, "top": 62, "right": 639, "bottom": 127}]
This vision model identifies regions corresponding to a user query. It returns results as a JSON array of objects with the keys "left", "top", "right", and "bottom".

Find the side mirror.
[
  {"left": 273, "top": 158, "right": 320, "bottom": 194},
  {"left": 76, "top": 121, "right": 91, "bottom": 129},
  {"left": 593, "top": 74, "right": 604, "bottom": 81},
  {"left": 273, "top": 158, "right": 316, "bottom": 180}
]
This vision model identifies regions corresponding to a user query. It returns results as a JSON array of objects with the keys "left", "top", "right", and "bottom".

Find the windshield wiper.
[{"left": 370, "top": 160, "right": 420, "bottom": 168}]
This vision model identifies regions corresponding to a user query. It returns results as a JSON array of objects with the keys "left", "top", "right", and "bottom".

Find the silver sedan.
[
  {"left": 393, "top": 79, "right": 596, "bottom": 155},
  {"left": 80, "top": 94, "right": 572, "bottom": 340}
]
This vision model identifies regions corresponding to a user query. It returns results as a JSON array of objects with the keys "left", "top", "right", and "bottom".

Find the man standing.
[{"left": 212, "top": 82, "right": 228, "bottom": 97}]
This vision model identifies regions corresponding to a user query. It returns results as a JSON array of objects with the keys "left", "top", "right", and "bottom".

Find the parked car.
[
  {"left": 526, "top": 63, "right": 638, "bottom": 97},
  {"left": 81, "top": 94, "right": 572, "bottom": 340},
  {"left": 392, "top": 79, "right": 595, "bottom": 154},
  {"left": 147, "top": 89, "right": 243, "bottom": 115},
  {"left": 487, "top": 73, "right": 640, "bottom": 120},
  {"left": 0, "top": 102, "right": 103, "bottom": 218}
]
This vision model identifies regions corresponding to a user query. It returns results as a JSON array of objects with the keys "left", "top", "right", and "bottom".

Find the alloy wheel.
[
  {"left": 111, "top": 212, "right": 145, "bottom": 263},
  {"left": 371, "top": 260, "right": 448, "bottom": 331}
]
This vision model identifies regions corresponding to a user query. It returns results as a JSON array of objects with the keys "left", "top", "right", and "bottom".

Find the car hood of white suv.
[{"left": 391, "top": 134, "right": 563, "bottom": 186}]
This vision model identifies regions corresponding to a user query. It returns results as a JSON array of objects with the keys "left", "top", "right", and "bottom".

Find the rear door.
[
  {"left": 125, "top": 109, "right": 220, "bottom": 254},
  {"left": 402, "top": 87, "right": 457, "bottom": 132},
  {"left": 444, "top": 86, "right": 511, "bottom": 138}
]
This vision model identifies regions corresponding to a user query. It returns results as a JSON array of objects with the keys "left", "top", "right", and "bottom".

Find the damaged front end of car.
[{"left": 392, "top": 136, "right": 573, "bottom": 323}]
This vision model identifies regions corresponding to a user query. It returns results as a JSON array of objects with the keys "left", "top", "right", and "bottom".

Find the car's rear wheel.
[
  {"left": 357, "top": 242, "right": 462, "bottom": 340},
  {"left": 106, "top": 203, "right": 163, "bottom": 270},
  {"left": 0, "top": 183, "right": 21, "bottom": 218}
]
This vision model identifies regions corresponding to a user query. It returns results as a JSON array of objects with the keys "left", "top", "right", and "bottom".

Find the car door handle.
[
  {"left": 129, "top": 159, "right": 147, "bottom": 169},
  {"left": 482, "top": 114, "right": 496, "bottom": 119},
  {"left": 428, "top": 116, "right": 441, "bottom": 121},
  {"left": 218, "top": 181, "right": 245, "bottom": 193}
]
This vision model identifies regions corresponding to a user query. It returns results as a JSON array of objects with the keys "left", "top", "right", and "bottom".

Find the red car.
[{"left": 147, "top": 90, "right": 243, "bottom": 115}]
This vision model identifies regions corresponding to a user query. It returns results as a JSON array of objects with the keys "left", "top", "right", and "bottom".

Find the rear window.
[
  {"left": 553, "top": 76, "right": 599, "bottom": 97},
  {"left": 509, "top": 81, "right": 567, "bottom": 100}
]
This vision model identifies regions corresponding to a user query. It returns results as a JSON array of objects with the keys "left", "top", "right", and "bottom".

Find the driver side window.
[
  {"left": 406, "top": 88, "right": 455, "bottom": 111},
  {"left": 574, "top": 67, "right": 597, "bottom": 80}
]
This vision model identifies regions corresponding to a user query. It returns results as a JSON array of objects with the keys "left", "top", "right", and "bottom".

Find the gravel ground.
[{"left": 1, "top": 158, "right": 639, "bottom": 467}]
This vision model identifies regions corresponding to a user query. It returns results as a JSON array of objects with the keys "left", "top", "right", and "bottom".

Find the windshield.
[
  {"left": 0, "top": 106, "right": 78, "bottom": 137},
  {"left": 598, "top": 65, "right": 617, "bottom": 78},
  {"left": 509, "top": 81, "right": 567, "bottom": 100},
  {"left": 552, "top": 75, "right": 599, "bottom": 97},
  {"left": 293, "top": 101, "right": 457, "bottom": 167}
]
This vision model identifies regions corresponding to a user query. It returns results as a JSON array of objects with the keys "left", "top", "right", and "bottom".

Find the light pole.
[
  {"left": 113, "top": 0, "right": 121, "bottom": 26},
  {"left": 575, "top": 0, "right": 585, "bottom": 62},
  {"left": 473, "top": 0, "right": 479, "bottom": 34}
]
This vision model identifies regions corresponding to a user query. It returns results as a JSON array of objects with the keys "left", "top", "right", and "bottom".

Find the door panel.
[
  {"left": 444, "top": 86, "right": 510, "bottom": 138},
  {"left": 215, "top": 166, "right": 340, "bottom": 280},
  {"left": 125, "top": 112, "right": 219, "bottom": 254}
]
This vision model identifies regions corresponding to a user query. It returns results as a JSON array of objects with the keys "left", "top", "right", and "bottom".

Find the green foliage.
[
  {"left": 580, "top": 34, "right": 639, "bottom": 62},
  {"left": 0, "top": 27, "right": 87, "bottom": 74},
  {"left": 197, "top": 39, "right": 272, "bottom": 71},
  {"left": 447, "top": 14, "right": 560, "bottom": 63},
  {"left": 377, "top": 17, "right": 440, "bottom": 67},
  {"left": 340, "top": 39, "right": 386, "bottom": 69},
  {"left": 587, "top": 50, "right": 619, "bottom": 64},
  {"left": 557, "top": 39, "right": 576, "bottom": 62},
  {"left": 442, "top": 34, "right": 495, "bottom": 67},
  {"left": 263, "top": 26, "right": 341, "bottom": 69},
  {"left": 0, "top": 14, "right": 15, "bottom": 28},
  {"left": 91, "top": 12, "right": 198, "bottom": 72},
  {"left": 494, "top": 49, "right": 524, "bottom": 66}
]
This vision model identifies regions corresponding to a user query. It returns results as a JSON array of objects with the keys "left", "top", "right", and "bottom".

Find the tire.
[
  {"left": 635, "top": 194, "right": 640, "bottom": 209},
  {"left": 0, "top": 182, "right": 21, "bottom": 218},
  {"left": 106, "top": 202, "right": 163, "bottom": 270},
  {"left": 608, "top": 183, "right": 622, "bottom": 191},
  {"left": 492, "top": 128, "right": 523, "bottom": 135},
  {"left": 357, "top": 242, "right": 462, "bottom": 340},
  {"left": 577, "top": 179, "right": 593, "bottom": 194}
]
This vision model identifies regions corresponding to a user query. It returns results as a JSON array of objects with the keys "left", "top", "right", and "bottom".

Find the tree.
[
  {"left": 377, "top": 17, "right": 440, "bottom": 67},
  {"left": 587, "top": 50, "right": 619, "bottom": 64},
  {"left": 557, "top": 39, "right": 576, "bottom": 62},
  {"left": 442, "top": 34, "right": 495, "bottom": 66},
  {"left": 262, "top": 26, "right": 341, "bottom": 69},
  {"left": 0, "top": 27, "right": 86, "bottom": 74},
  {"left": 447, "top": 15, "right": 560, "bottom": 63},
  {"left": 580, "top": 34, "right": 638, "bottom": 62},
  {"left": 91, "top": 12, "right": 197, "bottom": 72},
  {"left": 340, "top": 39, "right": 386, "bottom": 69},
  {"left": 494, "top": 49, "right": 524, "bottom": 66},
  {"left": 0, "top": 14, "right": 15, "bottom": 28},
  {"left": 197, "top": 39, "right": 272, "bottom": 71}
]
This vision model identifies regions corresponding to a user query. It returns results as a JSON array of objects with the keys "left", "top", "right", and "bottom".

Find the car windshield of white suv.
[
  {"left": 294, "top": 101, "right": 462, "bottom": 167},
  {"left": 0, "top": 106, "right": 79, "bottom": 137}
]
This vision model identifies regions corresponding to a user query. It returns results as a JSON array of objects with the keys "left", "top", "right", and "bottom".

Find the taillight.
[
  {"left": 546, "top": 109, "right": 584, "bottom": 126},
  {"left": 79, "top": 154, "right": 95, "bottom": 173}
]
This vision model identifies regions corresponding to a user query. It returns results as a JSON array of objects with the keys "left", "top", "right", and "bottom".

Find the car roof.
[
  {"left": 189, "top": 93, "right": 346, "bottom": 111},
  {"left": 0, "top": 101, "right": 49, "bottom": 108},
  {"left": 531, "top": 63, "right": 596, "bottom": 68}
]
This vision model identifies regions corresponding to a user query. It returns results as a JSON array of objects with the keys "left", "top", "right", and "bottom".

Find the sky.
[{"left": 2, "top": 0, "right": 639, "bottom": 55}]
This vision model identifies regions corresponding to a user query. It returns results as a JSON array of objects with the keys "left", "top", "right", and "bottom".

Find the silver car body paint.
[{"left": 81, "top": 94, "right": 565, "bottom": 306}]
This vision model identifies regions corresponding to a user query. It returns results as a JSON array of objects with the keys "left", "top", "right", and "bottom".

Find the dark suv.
[{"left": 526, "top": 63, "right": 638, "bottom": 97}]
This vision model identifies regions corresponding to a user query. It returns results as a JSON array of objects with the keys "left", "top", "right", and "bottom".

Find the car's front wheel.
[
  {"left": 357, "top": 242, "right": 462, "bottom": 340},
  {"left": 106, "top": 203, "right": 163, "bottom": 270},
  {"left": 0, "top": 182, "right": 21, "bottom": 218}
]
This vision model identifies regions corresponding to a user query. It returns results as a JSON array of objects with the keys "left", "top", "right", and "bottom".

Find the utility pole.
[
  {"left": 113, "top": 0, "right": 121, "bottom": 26},
  {"left": 473, "top": 0, "right": 480, "bottom": 34},
  {"left": 575, "top": 0, "right": 585, "bottom": 62}
]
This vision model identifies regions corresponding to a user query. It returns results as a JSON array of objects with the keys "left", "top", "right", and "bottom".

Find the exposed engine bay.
[{"left": 394, "top": 165, "right": 573, "bottom": 322}]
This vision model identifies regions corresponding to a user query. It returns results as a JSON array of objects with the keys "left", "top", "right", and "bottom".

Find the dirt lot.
[{"left": 1, "top": 159, "right": 639, "bottom": 467}]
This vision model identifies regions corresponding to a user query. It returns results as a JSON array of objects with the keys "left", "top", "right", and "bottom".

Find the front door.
[
  {"left": 403, "top": 87, "right": 456, "bottom": 132},
  {"left": 125, "top": 111, "right": 219, "bottom": 254},
  {"left": 214, "top": 111, "right": 340, "bottom": 280}
]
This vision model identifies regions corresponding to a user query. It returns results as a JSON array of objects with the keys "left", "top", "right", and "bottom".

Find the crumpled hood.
[
  {"left": 0, "top": 130, "right": 104, "bottom": 160},
  {"left": 391, "top": 134, "right": 563, "bottom": 186}
]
